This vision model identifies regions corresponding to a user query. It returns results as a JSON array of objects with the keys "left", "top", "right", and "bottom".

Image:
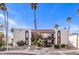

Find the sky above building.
[{"left": 0, "top": 3, "right": 79, "bottom": 33}]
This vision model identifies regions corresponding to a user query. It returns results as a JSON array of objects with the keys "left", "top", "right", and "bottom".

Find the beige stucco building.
[{"left": 12, "top": 28, "right": 69, "bottom": 46}]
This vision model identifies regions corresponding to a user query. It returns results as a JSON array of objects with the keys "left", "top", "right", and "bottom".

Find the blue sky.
[{"left": 0, "top": 3, "right": 79, "bottom": 33}]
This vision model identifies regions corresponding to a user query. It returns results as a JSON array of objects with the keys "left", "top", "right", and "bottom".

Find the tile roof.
[{"left": 32, "top": 29, "right": 55, "bottom": 33}]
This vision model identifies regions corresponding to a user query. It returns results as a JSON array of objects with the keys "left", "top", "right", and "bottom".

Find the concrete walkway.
[{"left": 0, "top": 47, "right": 79, "bottom": 55}]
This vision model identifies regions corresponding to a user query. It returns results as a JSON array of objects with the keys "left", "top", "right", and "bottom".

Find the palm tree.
[
  {"left": 76, "top": 9, "right": 79, "bottom": 49},
  {"left": 76, "top": 9, "right": 79, "bottom": 15},
  {"left": 66, "top": 17, "right": 72, "bottom": 48},
  {"left": 0, "top": 3, "right": 8, "bottom": 49},
  {"left": 54, "top": 24, "right": 59, "bottom": 29},
  {"left": 66, "top": 17, "right": 72, "bottom": 30},
  {"left": 30, "top": 3, "right": 37, "bottom": 30}
]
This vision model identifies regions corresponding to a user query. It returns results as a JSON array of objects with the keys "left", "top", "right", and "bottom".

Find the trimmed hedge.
[
  {"left": 54, "top": 44, "right": 66, "bottom": 49},
  {"left": 54, "top": 45, "right": 60, "bottom": 49},
  {"left": 0, "top": 41, "right": 3, "bottom": 47},
  {"left": 0, "top": 47, "right": 7, "bottom": 51},
  {"left": 17, "top": 40, "right": 25, "bottom": 46},
  {"left": 61, "top": 44, "right": 65, "bottom": 48}
]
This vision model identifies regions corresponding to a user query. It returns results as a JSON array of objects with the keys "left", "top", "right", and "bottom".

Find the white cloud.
[
  {"left": 0, "top": 13, "right": 32, "bottom": 29},
  {"left": 0, "top": 13, "right": 18, "bottom": 27},
  {"left": 70, "top": 24, "right": 79, "bottom": 33}
]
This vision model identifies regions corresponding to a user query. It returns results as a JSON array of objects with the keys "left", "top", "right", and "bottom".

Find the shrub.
[
  {"left": 32, "top": 39, "right": 38, "bottom": 45},
  {"left": 44, "top": 40, "right": 52, "bottom": 47},
  {"left": 61, "top": 44, "right": 65, "bottom": 48},
  {"left": 54, "top": 45, "right": 60, "bottom": 49},
  {"left": 0, "top": 41, "right": 3, "bottom": 47},
  {"left": 0, "top": 47, "right": 7, "bottom": 51},
  {"left": 17, "top": 40, "right": 25, "bottom": 46},
  {"left": 37, "top": 39, "right": 44, "bottom": 47},
  {"left": 32, "top": 39, "right": 44, "bottom": 47}
]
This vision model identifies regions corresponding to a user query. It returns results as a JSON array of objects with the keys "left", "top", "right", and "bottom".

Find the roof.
[{"left": 32, "top": 29, "right": 55, "bottom": 33}]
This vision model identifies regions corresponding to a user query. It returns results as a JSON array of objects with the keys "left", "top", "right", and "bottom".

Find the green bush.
[
  {"left": 32, "top": 39, "right": 38, "bottom": 45},
  {"left": 37, "top": 39, "right": 44, "bottom": 47},
  {"left": 0, "top": 41, "right": 3, "bottom": 47},
  {"left": 17, "top": 40, "right": 25, "bottom": 46},
  {"left": 32, "top": 39, "right": 44, "bottom": 47},
  {"left": 61, "top": 44, "right": 65, "bottom": 48},
  {"left": 0, "top": 47, "right": 7, "bottom": 51},
  {"left": 54, "top": 45, "right": 60, "bottom": 49}
]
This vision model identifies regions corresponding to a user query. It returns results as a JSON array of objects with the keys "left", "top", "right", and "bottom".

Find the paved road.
[
  {"left": 0, "top": 53, "right": 35, "bottom": 55},
  {"left": 0, "top": 47, "right": 79, "bottom": 55}
]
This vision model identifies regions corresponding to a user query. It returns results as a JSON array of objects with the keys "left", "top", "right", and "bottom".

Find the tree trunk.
[
  {"left": 4, "top": 10, "right": 8, "bottom": 47},
  {"left": 34, "top": 10, "right": 37, "bottom": 30},
  {"left": 6, "top": 10, "right": 8, "bottom": 47},
  {"left": 67, "top": 22, "right": 70, "bottom": 48}
]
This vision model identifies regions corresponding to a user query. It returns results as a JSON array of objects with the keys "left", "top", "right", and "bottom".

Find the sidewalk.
[{"left": 0, "top": 47, "right": 79, "bottom": 55}]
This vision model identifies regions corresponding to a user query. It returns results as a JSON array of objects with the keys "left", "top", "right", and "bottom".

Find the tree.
[
  {"left": 54, "top": 24, "right": 59, "bottom": 29},
  {"left": 0, "top": 3, "right": 8, "bottom": 48},
  {"left": 0, "top": 32, "right": 4, "bottom": 41},
  {"left": 30, "top": 3, "right": 37, "bottom": 30},
  {"left": 11, "top": 28, "right": 14, "bottom": 33},
  {"left": 66, "top": 17, "right": 72, "bottom": 30},
  {"left": 66, "top": 17, "right": 72, "bottom": 48},
  {"left": 76, "top": 9, "right": 79, "bottom": 15}
]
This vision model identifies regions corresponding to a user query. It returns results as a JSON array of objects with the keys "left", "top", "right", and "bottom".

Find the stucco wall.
[
  {"left": 54, "top": 29, "right": 68, "bottom": 44},
  {"left": 69, "top": 35, "right": 79, "bottom": 48},
  {"left": 13, "top": 29, "right": 31, "bottom": 46},
  {"left": 61, "top": 29, "right": 68, "bottom": 44}
]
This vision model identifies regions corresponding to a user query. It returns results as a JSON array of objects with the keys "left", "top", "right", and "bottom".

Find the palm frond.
[
  {"left": 30, "top": 3, "right": 37, "bottom": 10},
  {"left": 0, "top": 3, "right": 7, "bottom": 11},
  {"left": 66, "top": 17, "right": 72, "bottom": 22}
]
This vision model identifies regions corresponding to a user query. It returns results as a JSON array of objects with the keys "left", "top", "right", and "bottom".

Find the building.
[
  {"left": 69, "top": 33, "right": 79, "bottom": 48},
  {"left": 12, "top": 28, "right": 68, "bottom": 46}
]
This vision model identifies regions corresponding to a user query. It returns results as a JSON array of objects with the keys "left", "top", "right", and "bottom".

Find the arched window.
[
  {"left": 57, "top": 30, "right": 61, "bottom": 44},
  {"left": 25, "top": 31, "right": 29, "bottom": 38},
  {"left": 25, "top": 31, "right": 29, "bottom": 44}
]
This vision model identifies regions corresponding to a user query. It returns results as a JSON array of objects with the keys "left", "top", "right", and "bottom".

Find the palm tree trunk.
[
  {"left": 3, "top": 10, "right": 7, "bottom": 45},
  {"left": 4, "top": 10, "right": 8, "bottom": 49},
  {"left": 67, "top": 22, "right": 70, "bottom": 48},
  {"left": 34, "top": 10, "right": 37, "bottom": 30},
  {"left": 76, "top": 34, "right": 78, "bottom": 49},
  {"left": 6, "top": 10, "right": 8, "bottom": 49}
]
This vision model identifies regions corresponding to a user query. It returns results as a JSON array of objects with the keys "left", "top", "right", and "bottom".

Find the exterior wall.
[
  {"left": 54, "top": 29, "right": 57, "bottom": 44},
  {"left": 54, "top": 29, "right": 68, "bottom": 45},
  {"left": 42, "top": 33, "right": 51, "bottom": 38},
  {"left": 13, "top": 29, "right": 31, "bottom": 46},
  {"left": 69, "top": 35, "right": 79, "bottom": 48},
  {"left": 61, "top": 29, "right": 68, "bottom": 44},
  {"left": 13, "top": 28, "right": 68, "bottom": 46}
]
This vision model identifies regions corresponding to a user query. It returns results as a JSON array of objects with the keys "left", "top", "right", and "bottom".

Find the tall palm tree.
[
  {"left": 76, "top": 9, "right": 79, "bottom": 15},
  {"left": 66, "top": 17, "right": 72, "bottom": 48},
  {"left": 0, "top": 3, "right": 8, "bottom": 48},
  {"left": 76, "top": 9, "right": 79, "bottom": 49},
  {"left": 30, "top": 3, "right": 37, "bottom": 30},
  {"left": 66, "top": 17, "right": 72, "bottom": 30},
  {"left": 54, "top": 24, "right": 59, "bottom": 29}
]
